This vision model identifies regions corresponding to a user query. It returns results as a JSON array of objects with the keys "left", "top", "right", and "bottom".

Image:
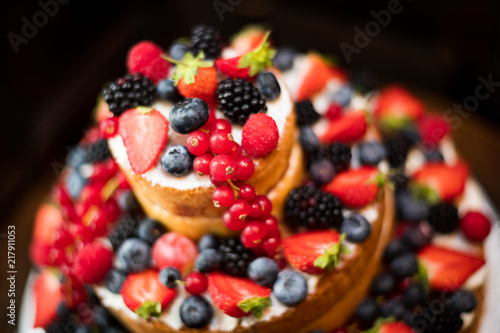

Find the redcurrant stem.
[{"left": 227, "top": 179, "right": 240, "bottom": 198}]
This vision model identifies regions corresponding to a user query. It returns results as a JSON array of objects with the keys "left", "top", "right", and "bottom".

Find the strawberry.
[
  {"left": 215, "top": 32, "right": 275, "bottom": 79},
  {"left": 33, "top": 269, "right": 63, "bottom": 328},
  {"left": 230, "top": 25, "right": 268, "bottom": 55},
  {"left": 73, "top": 241, "right": 113, "bottom": 284},
  {"left": 152, "top": 232, "right": 199, "bottom": 275},
  {"left": 374, "top": 85, "right": 424, "bottom": 129},
  {"left": 32, "top": 202, "right": 64, "bottom": 246},
  {"left": 366, "top": 319, "right": 416, "bottom": 333},
  {"left": 418, "top": 245, "right": 485, "bottom": 290},
  {"left": 282, "top": 230, "right": 350, "bottom": 274},
  {"left": 127, "top": 41, "right": 170, "bottom": 83},
  {"left": 319, "top": 111, "right": 368, "bottom": 144},
  {"left": 296, "top": 53, "right": 346, "bottom": 101},
  {"left": 167, "top": 52, "right": 218, "bottom": 101},
  {"left": 119, "top": 107, "right": 168, "bottom": 175},
  {"left": 412, "top": 162, "right": 469, "bottom": 203},
  {"left": 418, "top": 115, "right": 450, "bottom": 147},
  {"left": 121, "top": 269, "right": 176, "bottom": 319},
  {"left": 323, "top": 166, "right": 384, "bottom": 208},
  {"left": 208, "top": 272, "right": 271, "bottom": 318}
]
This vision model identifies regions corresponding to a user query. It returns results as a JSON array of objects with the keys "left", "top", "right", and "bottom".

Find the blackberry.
[
  {"left": 46, "top": 315, "right": 79, "bottom": 333},
  {"left": 216, "top": 78, "right": 267, "bottom": 126},
  {"left": 295, "top": 100, "right": 320, "bottom": 126},
  {"left": 384, "top": 133, "right": 411, "bottom": 168},
  {"left": 190, "top": 24, "right": 223, "bottom": 59},
  {"left": 108, "top": 216, "right": 137, "bottom": 251},
  {"left": 218, "top": 237, "right": 255, "bottom": 277},
  {"left": 428, "top": 203, "right": 459, "bottom": 234},
  {"left": 86, "top": 138, "right": 111, "bottom": 164},
  {"left": 310, "top": 143, "right": 351, "bottom": 172},
  {"left": 410, "top": 299, "right": 463, "bottom": 333},
  {"left": 102, "top": 73, "right": 156, "bottom": 116},
  {"left": 284, "top": 185, "right": 343, "bottom": 230}
]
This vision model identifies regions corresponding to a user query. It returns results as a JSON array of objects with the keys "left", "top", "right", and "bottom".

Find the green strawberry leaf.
[
  {"left": 136, "top": 106, "right": 154, "bottom": 114},
  {"left": 163, "top": 52, "right": 214, "bottom": 85},
  {"left": 238, "top": 31, "right": 276, "bottom": 77},
  {"left": 314, "top": 233, "right": 351, "bottom": 270},
  {"left": 135, "top": 300, "right": 162, "bottom": 319},
  {"left": 238, "top": 296, "right": 272, "bottom": 319},
  {"left": 379, "top": 115, "right": 414, "bottom": 132},
  {"left": 414, "top": 261, "right": 430, "bottom": 293},
  {"left": 410, "top": 182, "right": 440, "bottom": 206}
]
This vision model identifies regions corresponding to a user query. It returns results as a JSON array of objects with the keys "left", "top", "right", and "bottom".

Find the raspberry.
[
  {"left": 73, "top": 241, "right": 113, "bottom": 284},
  {"left": 326, "top": 103, "right": 342, "bottom": 120},
  {"left": 127, "top": 41, "right": 170, "bottom": 83},
  {"left": 460, "top": 211, "right": 491, "bottom": 242},
  {"left": 242, "top": 113, "right": 279, "bottom": 158}
]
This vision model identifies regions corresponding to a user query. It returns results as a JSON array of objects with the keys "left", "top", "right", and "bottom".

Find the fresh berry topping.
[
  {"left": 299, "top": 126, "right": 320, "bottom": 154},
  {"left": 380, "top": 299, "right": 405, "bottom": 320},
  {"left": 73, "top": 241, "right": 113, "bottom": 284},
  {"left": 185, "top": 271, "right": 209, "bottom": 295},
  {"left": 161, "top": 145, "right": 194, "bottom": 177},
  {"left": 213, "top": 184, "right": 235, "bottom": 207},
  {"left": 99, "top": 116, "right": 119, "bottom": 139},
  {"left": 180, "top": 295, "right": 213, "bottom": 328},
  {"left": 320, "top": 111, "right": 368, "bottom": 144},
  {"left": 239, "top": 184, "right": 256, "bottom": 201},
  {"left": 403, "top": 283, "right": 426, "bottom": 307},
  {"left": 248, "top": 257, "right": 280, "bottom": 288},
  {"left": 152, "top": 232, "right": 199, "bottom": 274},
  {"left": 105, "top": 269, "right": 127, "bottom": 294},
  {"left": 121, "top": 269, "right": 176, "bottom": 319},
  {"left": 241, "top": 221, "right": 267, "bottom": 248},
  {"left": 384, "top": 133, "right": 412, "bottom": 168},
  {"left": 341, "top": 213, "right": 372, "bottom": 243},
  {"left": 190, "top": 24, "right": 223, "bottom": 59},
  {"left": 370, "top": 272, "right": 396, "bottom": 297},
  {"left": 32, "top": 203, "right": 64, "bottom": 246},
  {"left": 383, "top": 239, "right": 409, "bottom": 263},
  {"left": 193, "top": 153, "right": 213, "bottom": 176},
  {"left": 450, "top": 289, "right": 476, "bottom": 313},
  {"left": 208, "top": 118, "right": 232, "bottom": 133},
  {"left": 326, "top": 103, "right": 343, "bottom": 121},
  {"left": 310, "top": 142, "right": 352, "bottom": 173},
  {"left": 230, "top": 26, "right": 267, "bottom": 54},
  {"left": 195, "top": 248, "right": 223, "bottom": 273},
  {"left": 169, "top": 98, "right": 210, "bottom": 134},
  {"left": 127, "top": 41, "right": 169, "bottom": 83},
  {"left": 355, "top": 297, "right": 380, "bottom": 323},
  {"left": 282, "top": 230, "right": 349, "bottom": 274},
  {"left": 395, "top": 188, "right": 430, "bottom": 223},
  {"left": 209, "top": 129, "right": 234, "bottom": 154},
  {"left": 157, "top": 79, "right": 183, "bottom": 103},
  {"left": 234, "top": 156, "right": 255, "bottom": 181},
  {"left": 137, "top": 218, "right": 167, "bottom": 245},
  {"left": 323, "top": 166, "right": 384, "bottom": 208},
  {"left": 273, "top": 270, "right": 308, "bottom": 306},
  {"left": 417, "top": 245, "right": 485, "bottom": 290},
  {"left": 272, "top": 47, "right": 297, "bottom": 71},
  {"left": 210, "top": 154, "right": 236, "bottom": 181},
  {"left": 368, "top": 319, "right": 416, "bottom": 333},
  {"left": 66, "top": 145, "right": 89, "bottom": 168},
  {"left": 198, "top": 234, "right": 220, "bottom": 252},
  {"left": 284, "top": 185, "right": 343, "bottom": 230},
  {"left": 86, "top": 138, "right": 112, "bottom": 164},
  {"left": 168, "top": 41, "right": 190, "bottom": 61},
  {"left": 33, "top": 270, "right": 64, "bottom": 328},
  {"left": 374, "top": 85, "right": 424, "bottom": 129},
  {"left": 257, "top": 71, "right": 281, "bottom": 101},
  {"left": 45, "top": 314, "right": 78, "bottom": 333},
  {"left": 419, "top": 115, "right": 449, "bottom": 147},
  {"left": 241, "top": 113, "right": 278, "bottom": 158},
  {"left": 424, "top": 147, "right": 445, "bottom": 162},
  {"left": 401, "top": 223, "right": 432, "bottom": 251},
  {"left": 389, "top": 253, "right": 419, "bottom": 278},
  {"left": 102, "top": 73, "right": 157, "bottom": 116},
  {"left": 460, "top": 211, "right": 491, "bottom": 242},
  {"left": 359, "top": 141, "right": 387, "bottom": 166},
  {"left": 331, "top": 85, "right": 353, "bottom": 108},
  {"left": 119, "top": 108, "right": 168, "bottom": 175},
  {"left": 410, "top": 297, "right": 462, "bottom": 333},
  {"left": 65, "top": 170, "right": 86, "bottom": 200},
  {"left": 159, "top": 267, "right": 182, "bottom": 288},
  {"left": 223, "top": 210, "right": 246, "bottom": 231},
  {"left": 108, "top": 216, "right": 137, "bottom": 251},
  {"left": 295, "top": 100, "right": 320, "bottom": 126},
  {"left": 117, "top": 238, "right": 151, "bottom": 273},
  {"left": 428, "top": 203, "right": 459, "bottom": 234},
  {"left": 208, "top": 272, "right": 271, "bottom": 318},
  {"left": 218, "top": 237, "right": 256, "bottom": 276},
  {"left": 216, "top": 78, "right": 268, "bottom": 126},
  {"left": 296, "top": 53, "right": 343, "bottom": 101},
  {"left": 249, "top": 195, "right": 273, "bottom": 218}
]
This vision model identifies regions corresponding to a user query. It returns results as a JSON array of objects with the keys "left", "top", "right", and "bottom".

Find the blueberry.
[
  {"left": 450, "top": 289, "right": 476, "bottom": 313},
  {"left": 330, "top": 85, "right": 352, "bottom": 108},
  {"left": 274, "top": 270, "right": 308, "bottom": 306},
  {"left": 341, "top": 213, "right": 371, "bottom": 243},
  {"left": 66, "top": 145, "right": 88, "bottom": 168},
  {"left": 383, "top": 239, "right": 408, "bottom": 263},
  {"left": 381, "top": 298, "right": 405, "bottom": 319},
  {"left": 198, "top": 234, "right": 220, "bottom": 252},
  {"left": 272, "top": 47, "right": 297, "bottom": 71},
  {"left": 395, "top": 189, "right": 429, "bottom": 222},
  {"left": 137, "top": 218, "right": 167, "bottom": 245},
  {"left": 248, "top": 257, "right": 280, "bottom": 287},
  {"left": 256, "top": 71, "right": 281, "bottom": 101},
  {"left": 390, "top": 253, "right": 419, "bottom": 278},
  {"left": 117, "top": 190, "right": 141, "bottom": 214},
  {"left": 57, "top": 302, "right": 69, "bottom": 317},
  {"left": 403, "top": 283, "right": 426, "bottom": 307},
  {"left": 65, "top": 170, "right": 87, "bottom": 199},
  {"left": 169, "top": 98, "right": 210, "bottom": 134},
  {"left": 370, "top": 272, "right": 396, "bottom": 296},
  {"left": 161, "top": 145, "right": 194, "bottom": 176},
  {"left": 105, "top": 269, "right": 127, "bottom": 294},
  {"left": 75, "top": 326, "right": 92, "bottom": 333},
  {"left": 157, "top": 79, "right": 183, "bottom": 103},
  {"left": 299, "top": 126, "right": 319, "bottom": 154},
  {"left": 359, "top": 141, "right": 386, "bottom": 166},
  {"left": 423, "top": 147, "right": 444, "bottom": 162},
  {"left": 180, "top": 295, "right": 213, "bottom": 328},
  {"left": 309, "top": 159, "right": 335, "bottom": 185},
  {"left": 195, "top": 249, "right": 222, "bottom": 273},
  {"left": 402, "top": 223, "right": 432, "bottom": 251},
  {"left": 117, "top": 238, "right": 151, "bottom": 273},
  {"left": 159, "top": 267, "right": 182, "bottom": 289},
  {"left": 355, "top": 297, "right": 380, "bottom": 322},
  {"left": 168, "top": 41, "right": 190, "bottom": 61}
]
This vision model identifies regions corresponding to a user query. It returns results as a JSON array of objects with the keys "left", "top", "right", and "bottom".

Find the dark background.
[{"left": 1, "top": 0, "right": 500, "bottom": 331}]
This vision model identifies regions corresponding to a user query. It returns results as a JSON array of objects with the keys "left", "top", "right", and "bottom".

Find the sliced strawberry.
[
  {"left": 230, "top": 26, "right": 267, "bottom": 55},
  {"left": 412, "top": 162, "right": 469, "bottom": 202},
  {"left": 418, "top": 245, "right": 485, "bottom": 290},
  {"left": 323, "top": 166, "right": 383, "bottom": 208},
  {"left": 208, "top": 272, "right": 271, "bottom": 318},
  {"left": 282, "top": 230, "right": 349, "bottom": 274},
  {"left": 32, "top": 202, "right": 64, "bottom": 245},
  {"left": 215, "top": 56, "right": 249, "bottom": 79},
  {"left": 119, "top": 108, "right": 168, "bottom": 175},
  {"left": 296, "top": 53, "right": 346, "bottom": 101},
  {"left": 121, "top": 269, "right": 176, "bottom": 319},
  {"left": 419, "top": 115, "right": 450, "bottom": 147},
  {"left": 319, "top": 111, "right": 368, "bottom": 144},
  {"left": 33, "top": 269, "right": 63, "bottom": 328},
  {"left": 374, "top": 85, "right": 424, "bottom": 129},
  {"left": 366, "top": 319, "right": 416, "bottom": 333},
  {"left": 152, "top": 232, "right": 199, "bottom": 275}
]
